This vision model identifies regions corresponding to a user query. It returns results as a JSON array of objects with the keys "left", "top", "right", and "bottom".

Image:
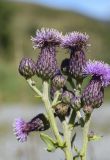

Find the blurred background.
[{"left": 0, "top": 0, "right": 110, "bottom": 160}]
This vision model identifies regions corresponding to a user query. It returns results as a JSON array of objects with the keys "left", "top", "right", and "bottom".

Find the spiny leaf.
[
  {"left": 88, "top": 134, "right": 103, "bottom": 141},
  {"left": 74, "top": 145, "right": 80, "bottom": 154},
  {"left": 71, "top": 133, "right": 76, "bottom": 148},
  {"left": 73, "top": 155, "right": 79, "bottom": 160}
]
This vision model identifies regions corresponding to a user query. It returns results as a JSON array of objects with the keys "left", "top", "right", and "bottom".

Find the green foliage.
[
  {"left": 0, "top": 1, "right": 15, "bottom": 58},
  {"left": 88, "top": 134, "right": 102, "bottom": 141},
  {"left": 40, "top": 133, "right": 57, "bottom": 152}
]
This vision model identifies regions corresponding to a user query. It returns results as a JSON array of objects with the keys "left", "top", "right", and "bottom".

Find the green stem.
[
  {"left": 42, "top": 81, "right": 63, "bottom": 146},
  {"left": 27, "top": 78, "right": 42, "bottom": 97},
  {"left": 62, "top": 120, "right": 73, "bottom": 160},
  {"left": 52, "top": 90, "right": 61, "bottom": 106},
  {"left": 80, "top": 115, "right": 91, "bottom": 160}
]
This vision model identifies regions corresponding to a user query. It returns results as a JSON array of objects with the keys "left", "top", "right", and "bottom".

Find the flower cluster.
[
  {"left": 14, "top": 27, "right": 110, "bottom": 160},
  {"left": 17, "top": 27, "right": 110, "bottom": 123}
]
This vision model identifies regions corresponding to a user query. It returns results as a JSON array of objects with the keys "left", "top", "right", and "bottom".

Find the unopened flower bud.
[
  {"left": 62, "top": 90, "right": 74, "bottom": 104},
  {"left": 83, "top": 105, "right": 93, "bottom": 114},
  {"left": 54, "top": 103, "right": 70, "bottom": 119},
  {"left": 19, "top": 58, "right": 36, "bottom": 79},
  {"left": 52, "top": 74, "right": 66, "bottom": 89},
  {"left": 71, "top": 96, "right": 81, "bottom": 110}
]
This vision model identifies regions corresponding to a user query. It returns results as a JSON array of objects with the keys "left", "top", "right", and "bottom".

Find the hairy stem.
[
  {"left": 80, "top": 115, "right": 91, "bottom": 160},
  {"left": 27, "top": 78, "right": 42, "bottom": 97},
  {"left": 42, "top": 81, "right": 63, "bottom": 146},
  {"left": 63, "top": 120, "right": 73, "bottom": 160},
  {"left": 52, "top": 90, "right": 61, "bottom": 106}
]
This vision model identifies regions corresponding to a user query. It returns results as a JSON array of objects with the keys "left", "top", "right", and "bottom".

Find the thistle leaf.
[
  {"left": 74, "top": 145, "right": 79, "bottom": 154},
  {"left": 88, "top": 134, "right": 103, "bottom": 141},
  {"left": 40, "top": 133, "right": 57, "bottom": 152}
]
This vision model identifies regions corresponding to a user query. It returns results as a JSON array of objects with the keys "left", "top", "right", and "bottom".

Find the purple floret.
[
  {"left": 83, "top": 60, "right": 110, "bottom": 87},
  {"left": 31, "top": 28, "right": 62, "bottom": 48},
  {"left": 13, "top": 118, "right": 28, "bottom": 142},
  {"left": 62, "top": 31, "right": 89, "bottom": 49}
]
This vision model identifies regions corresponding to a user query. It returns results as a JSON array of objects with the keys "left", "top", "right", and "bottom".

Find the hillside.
[{"left": 0, "top": 1, "right": 110, "bottom": 103}]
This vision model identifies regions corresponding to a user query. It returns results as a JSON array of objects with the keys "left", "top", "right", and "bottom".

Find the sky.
[{"left": 17, "top": 0, "right": 110, "bottom": 21}]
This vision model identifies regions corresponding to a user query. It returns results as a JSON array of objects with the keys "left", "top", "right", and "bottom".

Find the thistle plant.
[{"left": 13, "top": 28, "right": 110, "bottom": 160}]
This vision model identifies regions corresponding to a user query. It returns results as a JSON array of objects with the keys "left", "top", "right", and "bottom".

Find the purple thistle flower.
[
  {"left": 31, "top": 28, "right": 62, "bottom": 49},
  {"left": 83, "top": 60, "right": 110, "bottom": 87},
  {"left": 13, "top": 118, "right": 28, "bottom": 142},
  {"left": 61, "top": 32, "right": 89, "bottom": 80},
  {"left": 81, "top": 60, "right": 110, "bottom": 113},
  {"left": 31, "top": 28, "right": 62, "bottom": 80},
  {"left": 62, "top": 31, "right": 89, "bottom": 50},
  {"left": 13, "top": 114, "right": 50, "bottom": 142}
]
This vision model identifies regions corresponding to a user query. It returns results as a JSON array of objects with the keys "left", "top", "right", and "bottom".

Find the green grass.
[
  {"left": 0, "top": 1, "right": 110, "bottom": 103},
  {"left": 0, "top": 61, "right": 42, "bottom": 103}
]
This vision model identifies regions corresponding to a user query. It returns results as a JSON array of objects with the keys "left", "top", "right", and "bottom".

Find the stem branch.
[
  {"left": 52, "top": 90, "right": 61, "bottom": 107},
  {"left": 27, "top": 79, "right": 42, "bottom": 97},
  {"left": 42, "top": 81, "right": 63, "bottom": 146},
  {"left": 63, "top": 120, "right": 73, "bottom": 160},
  {"left": 80, "top": 115, "right": 91, "bottom": 160}
]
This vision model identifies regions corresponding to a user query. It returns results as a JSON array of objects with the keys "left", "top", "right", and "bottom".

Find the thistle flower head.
[
  {"left": 54, "top": 103, "right": 70, "bottom": 119},
  {"left": 69, "top": 50, "right": 86, "bottom": 80},
  {"left": 13, "top": 118, "right": 28, "bottom": 142},
  {"left": 62, "top": 90, "right": 75, "bottom": 104},
  {"left": 19, "top": 58, "right": 36, "bottom": 79},
  {"left": 29, "top": 114, "right": 50, "bottom": 131},
  {"left": 83, "top": 60, "right": 110, "bottom": 87},
  {"left": 71, "top": 95, "right": 81, "bottom": 110},
  {"left": 13, "top": 114, "right": 50, "bottom": 142},
  {"left": 62, "top": 31, "right": 89, "bottom": 50},
  {"left": 81, "top": 79, "right": 104, "bottom": 112},
  {"left": 31, "top": 28, "right": 62, "bottom": 49},
  {"left": 52, "top": 74, "right": 66, "bottom": 89},
  {"left": 36, "top": 47, "right": 58, "bottom": 80}
]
